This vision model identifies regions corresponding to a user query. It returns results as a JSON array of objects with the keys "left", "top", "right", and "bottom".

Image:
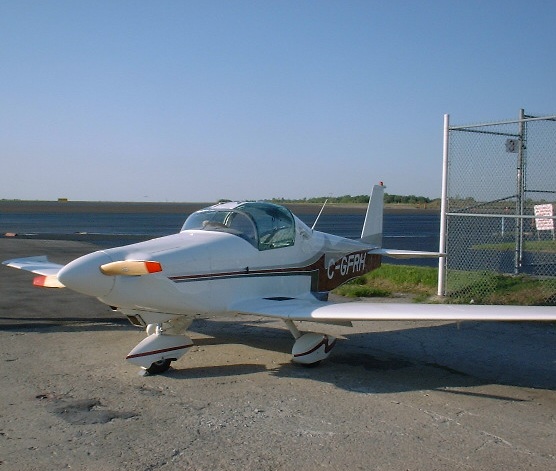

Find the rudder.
[{"left": 360, "top": 183, "right": 384, "bottom": 246}]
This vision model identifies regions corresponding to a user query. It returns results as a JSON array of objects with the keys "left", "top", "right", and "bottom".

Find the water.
[
  {"left": 1, "top": 212, "right": 184, "bottom": 238},
  {"left": 0, "top": 207, "right": 440, "bottom": 266}
]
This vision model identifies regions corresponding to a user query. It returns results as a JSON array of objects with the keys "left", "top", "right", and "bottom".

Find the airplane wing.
[
  {"left": 2, "top": 256, "right": 65, "bottom": 288},
  {"left": 230, "top": 297, "right": 556, "bottom": 322}
]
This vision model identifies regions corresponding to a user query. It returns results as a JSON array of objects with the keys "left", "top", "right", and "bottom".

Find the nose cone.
[{"left": 58, "top": 251, "right": 115, "bottom": 297}]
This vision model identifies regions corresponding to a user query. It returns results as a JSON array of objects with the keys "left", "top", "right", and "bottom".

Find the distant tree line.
[{"left": 270, "top": 193, "right": 436, "bottom": 205}]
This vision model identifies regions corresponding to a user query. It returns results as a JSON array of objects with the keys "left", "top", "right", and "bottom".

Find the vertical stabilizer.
[{"left": 360, "top": 183, "right": 384, "bottom": 246}]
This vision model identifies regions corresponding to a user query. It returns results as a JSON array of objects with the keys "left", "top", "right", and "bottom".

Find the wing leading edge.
[{"left": 231, "top": 297, "right": 556, "bottom": 322}]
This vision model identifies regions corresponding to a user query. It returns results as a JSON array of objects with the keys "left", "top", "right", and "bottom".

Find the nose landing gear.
[{"left": 126, "top": 320, "right": 194, "bottom": 375}]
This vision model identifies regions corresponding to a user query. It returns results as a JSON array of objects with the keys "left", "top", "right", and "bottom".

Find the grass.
[
  {"left": 473, "top": 239, "right": 556, "bottom": 253},
  {"left": 446, "top": 269, "right": 556, "bottom": 305},
  {"left": 333, "top": 264, "right": 438, "bottom": 301},
  {"left": 332, "top": 263, "right": 556, "bottom": 305}
]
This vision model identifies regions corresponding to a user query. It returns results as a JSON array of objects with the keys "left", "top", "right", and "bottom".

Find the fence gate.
[{"left": 438, "top": 110, "right": 556, "bottom": 304}]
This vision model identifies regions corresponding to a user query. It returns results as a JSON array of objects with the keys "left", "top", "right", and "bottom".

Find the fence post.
[
  {"left": 514, "top": 108, "right": 526, "bottom": 274},
  {"left": 437, "top": 114, "right": 449, "bottom": 296}
]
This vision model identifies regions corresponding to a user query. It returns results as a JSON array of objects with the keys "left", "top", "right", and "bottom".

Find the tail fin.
[{"left": 360, "top": 183, "right": 384, "bottom": 246}]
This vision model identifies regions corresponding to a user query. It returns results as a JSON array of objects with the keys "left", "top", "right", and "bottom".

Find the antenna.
[{"left": 311, "top": 199, "right": 328, "bottom": 230}]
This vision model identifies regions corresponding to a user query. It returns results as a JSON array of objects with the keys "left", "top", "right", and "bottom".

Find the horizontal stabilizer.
[
  {"left": 369, "top": 248, "right": 444, "bottom": 259},
  {"left": 231, "top": 297, "right": 556, "bottom": 322}
]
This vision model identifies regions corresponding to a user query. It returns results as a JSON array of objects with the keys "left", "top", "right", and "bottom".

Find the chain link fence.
[{"left": 442, "top": 111, "right": 556, "bottom": 304}]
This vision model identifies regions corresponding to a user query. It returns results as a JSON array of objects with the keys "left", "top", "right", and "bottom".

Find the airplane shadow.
[
  {"left": 181, "top": 318, "right": 556, "bottom": 394},
  {"left": 3, "top": 312, "right": 554, "bottom": 395},
  {"left": 165, "top": 363, "right": 269, "bottom": 380},
  {"left": 0, "top": 316, "right": 134, "bottom": 332}
]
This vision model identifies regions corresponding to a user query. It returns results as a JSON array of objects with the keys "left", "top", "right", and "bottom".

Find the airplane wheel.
[{"left": 145, "top": 359, "right": 172, "bottom": 375}]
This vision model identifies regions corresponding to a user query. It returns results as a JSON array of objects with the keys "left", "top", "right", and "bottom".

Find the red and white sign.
[{"left": 534, "top": 204, "right": 554, "bottom": 231}]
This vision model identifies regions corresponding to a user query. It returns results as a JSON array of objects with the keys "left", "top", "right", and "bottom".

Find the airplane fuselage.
[{"left": 57, "top": 212, "right": 380, "bottom": 320}]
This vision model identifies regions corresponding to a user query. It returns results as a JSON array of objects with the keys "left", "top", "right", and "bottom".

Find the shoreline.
[{"left": 0, "top": 200, "right": 439, "bottom": 215}]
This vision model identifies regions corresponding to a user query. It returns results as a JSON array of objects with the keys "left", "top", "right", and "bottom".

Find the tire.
[{"left": 145, "top": 359, "right": 172, "bottom": 375}]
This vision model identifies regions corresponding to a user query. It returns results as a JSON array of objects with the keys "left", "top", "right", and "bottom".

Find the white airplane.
[{"left": 4, "top": 183, "right": 556, "bottom": 375}]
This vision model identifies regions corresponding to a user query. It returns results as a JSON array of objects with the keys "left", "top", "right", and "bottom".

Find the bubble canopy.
[{"left": 181, "top": 202, "right": 296, "bottom": 251}]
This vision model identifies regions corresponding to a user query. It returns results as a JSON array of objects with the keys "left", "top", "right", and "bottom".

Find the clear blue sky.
[{"left": 1, "top": 0, "right": 555, "bottom": 202}]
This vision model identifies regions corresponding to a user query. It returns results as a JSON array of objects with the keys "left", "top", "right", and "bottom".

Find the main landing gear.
[{"left": 283, "top": 320, "right": 337, "bottom": 366}]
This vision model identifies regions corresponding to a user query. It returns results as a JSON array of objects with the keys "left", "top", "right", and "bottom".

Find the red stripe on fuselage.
[{"left": 168, "top": 256, "right": 324, "bottom": 283}]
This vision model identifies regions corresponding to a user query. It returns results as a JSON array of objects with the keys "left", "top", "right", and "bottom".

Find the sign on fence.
[{"left": 534, "top": 204, "right": 554, "bottom": 231}]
